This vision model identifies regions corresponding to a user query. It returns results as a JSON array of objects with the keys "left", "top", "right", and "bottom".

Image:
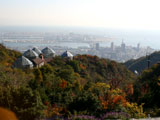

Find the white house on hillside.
[
  {"left": 23, "top": 49, "right": 38, "bottom": 60},
  {"left": 13, "top": 47, "right": 75, "bottom": 69},
  {"left": 61, "top": 51, "right": 73, "bottom": 60},
  {"left": 32, "top": 47, "right": 42, "bottom": 55},
  {"left": 13, "top": 56, "right": 33, "bottom": 69},
  {"left": 42, "top": 47, "right": 56, "bottom": 58}
]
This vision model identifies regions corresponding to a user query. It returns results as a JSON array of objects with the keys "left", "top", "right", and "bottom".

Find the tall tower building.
[
  {"left": 96, "top": 43, "right": 100, "bottom": 50},
  {"left": 137, "top": 43, "right": 140, "bottom": 51},
  {"left": 121, "top": 40, "right": 126, "bottom": 52},
  {"left": 111, "top": 42, "right": 114, "bottom": 51}
]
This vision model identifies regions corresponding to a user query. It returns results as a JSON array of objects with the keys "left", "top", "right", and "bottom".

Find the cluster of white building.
[{"left": 13, "top": 47, "right": 73, "bottom": 69}]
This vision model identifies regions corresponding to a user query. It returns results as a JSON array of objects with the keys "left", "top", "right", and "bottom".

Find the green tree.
[{"left": 0, "top": 86, "right": 45, "bottom": 120}]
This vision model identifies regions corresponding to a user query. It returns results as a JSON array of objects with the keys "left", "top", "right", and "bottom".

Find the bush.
[{"left": 0, "top": 86, "right": 45, "bottom": 120}]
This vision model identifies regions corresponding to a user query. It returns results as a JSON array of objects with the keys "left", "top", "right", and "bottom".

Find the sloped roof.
[
  {"left": 21, "top": 56, "right": 33, "bottom": 66},
  {"left": 45, "top": 57, "right": 53, "bottom": 63},
  {"left": 23, "top": 49, "right": 38, "bottom": 58},
  {"left": 32, "top": 58, "right": 44, "bottom": 65},
  {"left": 32, "top": 47, "right": 42, "bottom": 55},
  {"left": 61, "top": 51, "right": 73, "bottom": 58},
  {"left": 13, "top": 56, "right": 33, "bottom": 68},
  {"left": 42, "top": 47, "right": 55, "bottom": 55}
]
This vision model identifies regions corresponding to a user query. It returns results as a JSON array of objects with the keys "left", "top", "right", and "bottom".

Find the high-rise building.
[
  {"left": 137, "top": 43, "right": 140, "bottom": 51},
  {"left": 121, "top": 40, "right": 126, "bottom": 52},
  {"left": 111, "top": 42, "right": 114, "bottom": 51},
  {"left": 96, "top": 43, "right": 100, "bottom": 50}
]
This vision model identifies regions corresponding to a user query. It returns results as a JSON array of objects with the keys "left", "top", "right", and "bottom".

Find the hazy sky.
[{"left": 1, "top": 0, "right": 160, "bottom": 30}]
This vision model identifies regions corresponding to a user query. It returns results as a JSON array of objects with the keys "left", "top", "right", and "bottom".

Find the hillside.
[
  {"left": 0, "top": 44, "right": 21, "bottom": 66},
  {"left": 50, "top": 55, "right": 135, "bottom": 87},
  {"left": 133, "top": 63, "right": 160, "bottom": 116},
  {"left": 0, "top": 44, "right": 148, "bottom": 120},
  {"left": 124, "top": 51, "right": 160, "bottom": 73}
]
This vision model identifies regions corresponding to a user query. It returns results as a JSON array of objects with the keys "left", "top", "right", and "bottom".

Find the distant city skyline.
[{"left": 1, "top": 0, "right": 160, "bottom": 30}]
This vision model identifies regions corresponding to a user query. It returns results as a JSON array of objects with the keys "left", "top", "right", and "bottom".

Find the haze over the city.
[
  {"left": 1, "top": 0, "right": 160, "bottom": 30},
  {"left": 1, "top": 0, "right": 160, "bottom": 51}
]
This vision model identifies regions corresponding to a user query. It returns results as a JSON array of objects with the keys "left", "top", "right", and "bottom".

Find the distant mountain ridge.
[{"left": 124, "top": 51, "right": 160, "bottom": 73}]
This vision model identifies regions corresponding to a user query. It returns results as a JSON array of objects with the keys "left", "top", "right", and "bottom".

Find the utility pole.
[{"left": 147, "top": 55, "right": 151, "bottom": 69}]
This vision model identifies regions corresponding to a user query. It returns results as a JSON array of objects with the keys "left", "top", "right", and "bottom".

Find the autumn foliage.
[
  {"left": 59, "top": 79, "right": 67, "bottom": 89},
  {"left": 0, "top": 44, "right": 148, "bottom": 119}
]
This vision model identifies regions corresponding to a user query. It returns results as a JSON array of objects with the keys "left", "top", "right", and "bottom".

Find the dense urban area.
[{"left": 0, "top": 32, "right": 155, "bottom": 62}]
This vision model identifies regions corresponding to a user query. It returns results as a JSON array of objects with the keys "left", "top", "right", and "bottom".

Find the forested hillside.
[
  {"left": 0, "top": 44, "right": 21, "bottom": 66},
  {"left": 125, "top": 51, "right": 160, "bottom": 73},
  {"left": 133, "top": 63, "right": 160, "bottom": 117},
  {"left": 0, "top": 44, "right": 149, "bottom": 120}
]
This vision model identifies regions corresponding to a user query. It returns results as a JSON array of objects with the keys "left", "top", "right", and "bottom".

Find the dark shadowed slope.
[{"left": 124, "top": 51, "right": 160, "bottom": 73}]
